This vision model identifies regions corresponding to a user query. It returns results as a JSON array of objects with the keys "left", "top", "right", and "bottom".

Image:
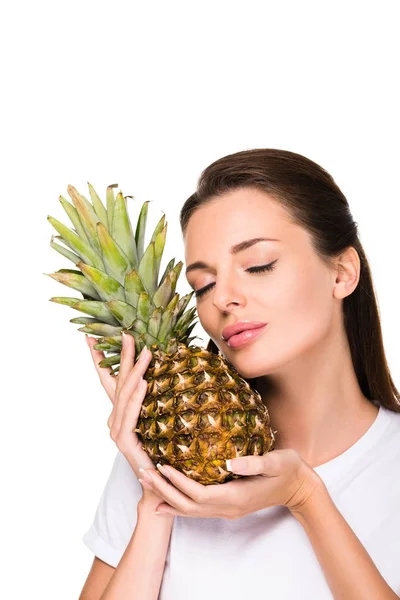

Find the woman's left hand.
[{"left": 138, "top": 448, "right": 325, "bottom": 519}]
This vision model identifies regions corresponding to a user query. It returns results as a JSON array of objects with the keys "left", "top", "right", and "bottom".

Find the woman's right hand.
[{"left": 86, "top": 332, "right": 164, "bottom": 502}]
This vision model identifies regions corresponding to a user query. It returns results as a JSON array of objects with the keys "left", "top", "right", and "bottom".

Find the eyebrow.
[{"left": 185, "top": 237, "right": 280, "bottom": 275}]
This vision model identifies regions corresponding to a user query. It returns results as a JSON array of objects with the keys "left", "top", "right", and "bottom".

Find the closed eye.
[{"left": 194, "top": 260, "right": 278, "bottom": 298}]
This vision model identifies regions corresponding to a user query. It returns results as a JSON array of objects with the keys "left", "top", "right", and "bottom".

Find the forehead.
[{"left": 184, "top": 187, "right": 296, "bottom": 255}]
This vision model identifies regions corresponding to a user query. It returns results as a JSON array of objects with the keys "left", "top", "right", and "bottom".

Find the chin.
[
  {"left": 224, "top": 359, "right": 263, "bottom": 381},
  {"left": 240, "top": 368, "right": 263, "bottom": 381}
]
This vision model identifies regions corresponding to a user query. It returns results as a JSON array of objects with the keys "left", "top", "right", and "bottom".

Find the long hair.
[{"left": 180, "top": 148, "right": 400, "bottom": 413}]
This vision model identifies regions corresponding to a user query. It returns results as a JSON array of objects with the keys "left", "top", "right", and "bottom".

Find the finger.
[
  {"left": 141, "top": 468, "right": 198, "bottom": 516},
  {"left": 154, "top": 464, "right": 216, "bottom": 505},
  {"left": 228, "top": 450, "right": 295, "bottom": 477},
  {"left": 226, "top": 455, "right": 266, "bottom": 475},
  {"left": 155, "top": 464, "right": 248, "bottom": 508},
  {"left": 86, "top": 335, "right": 117, "bottom": 402},
  {"left": 114, "top": 377, "right": 148, "bottom": 452},
  {"left": 109, "top": 332, "right": 143, "bottom": 425},
  {"left": 109, "top": 331, "right": 131, "bottom": 425},
  {"left": 111, "top": 346, "right": 153, "bottom": 433},
  {"left": 116, "top": 332, "right": 136, "bottom": 391},
  {"left": 153, "top": 503, "right": 181, "bottom": 517}
]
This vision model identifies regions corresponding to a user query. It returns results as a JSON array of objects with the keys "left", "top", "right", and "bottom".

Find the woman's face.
[{"left": 184, "top": 187, "right": 338, "bottom": 380}]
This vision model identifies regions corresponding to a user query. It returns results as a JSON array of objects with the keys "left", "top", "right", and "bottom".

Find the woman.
[{"left": 79, "top": 149, "right": 400, "bottom": 599}]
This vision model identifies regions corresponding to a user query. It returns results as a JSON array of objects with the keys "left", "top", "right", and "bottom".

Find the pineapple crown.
[{"left": 46, "top": 183, "right": 199, "bottom": 373}]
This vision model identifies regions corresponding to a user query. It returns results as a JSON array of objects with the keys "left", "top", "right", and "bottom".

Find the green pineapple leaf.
[
  {"left": 150, "top": 213, "right": 166, "bottom": 242},
  {"left": 158, "top": 295, "right": 180, "bottom": 341},
  {"left": 47, "top": 216, "right": 104, "bottom": 270},
  {"left": 58, "top": 195, "right": 90, "bottom": 243},
  {"left": 144, "top": 331, "right": 159, "bottom": 346},
  {"left": 111, "top": 192, "right": 138, "bottom": 268},
  {"left": 106, "top": 184, "right": 118, "bottom": 230},
  {"left": 153, "top": 225, "right": 167, "bottom": 286},
  {"left": 159, "top": 257, "right": 175, "bottom": 287},
  {"left": 50, "top": 235, "right": 81, "bottom": 265},
  {"left": 124, "top": 268, "right": 147, "bottom": 308},
  {"left": 135, "top": 200, "right": 150, "bottom": 261},
  {"left": 77, "top": 323, "right": 123, "bottom": 337},
  {"left": 148, "top": 307, "right": 162, "bottom": 339},
  {"left": 69, "top": 299, "right": 121, "bottom": 325},
  {"left": 129, "top": 318, "right": 147, "bottom": 335},
  {"left": 87, "top": 182, "right": 108, "bottom": 228},
  {"left": 50, "top": 296, "right": 83, "bottom": 307},
  {"left": 102, "top": 335, "right": 123, "bottom": 347},
  {"left": 67, "top": 185, "right": 103, "bottom": 255},
  {"left": 45, "top": 270, "right": 101, "bottom": 300},
  {"left": 99, "top": 354, "right": 121, "bottom": 367},
  {"left": 96, "top": 222, "right": 130, "bottom": 285},
  {"left": 105, "top": 299, "right": 137, "bottom": 327},
  {"left": 77, "top": 261, "right": 126, "bottom": 303},
  {"left": 136, "top": 291, "right": 156, "bottom": 323},
  {"left": 175, "top": 291, "right": 195, "bottom": 318},
  {"left": 94, "top": 341, "right": 121, "bottom": 352},
  {"left": 174, "top": 306, "right": 197, "bottom": 332},
  {"left": 153, "top": 262, "right": 184, "bottom": 309},
  {"left": 70, "top": 316, "right": 100, "bottom": 324},
  {"left": 138, "top": 241, "right": 157, "bottom": 296}
]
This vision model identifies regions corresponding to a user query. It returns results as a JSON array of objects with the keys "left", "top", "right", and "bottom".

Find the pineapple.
[{"left": 46, "top": 183, "right": 276, "bottom": 485}]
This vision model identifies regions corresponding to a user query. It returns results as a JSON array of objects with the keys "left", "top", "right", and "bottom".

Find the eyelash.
[{"left": 194, "top": 260, "right": 278, "bottom": 298}]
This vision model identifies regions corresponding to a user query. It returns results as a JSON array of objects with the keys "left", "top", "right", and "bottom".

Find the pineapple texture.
[{"left": 135, "top": 343, "right": 275, "bottom": 485}]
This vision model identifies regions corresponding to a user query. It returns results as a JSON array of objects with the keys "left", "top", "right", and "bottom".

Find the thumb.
[{"left": 226, "top": 455, "right": 266, "bottom": 475}]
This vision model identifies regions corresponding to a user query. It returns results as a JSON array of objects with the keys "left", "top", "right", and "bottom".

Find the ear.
[{"left": 332, "top": 246, "right": 360, "bottom": 300}]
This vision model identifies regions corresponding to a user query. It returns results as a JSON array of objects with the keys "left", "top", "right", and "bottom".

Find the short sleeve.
[{"left": 82, "top": 450, "right": 143, "bottom": 567}]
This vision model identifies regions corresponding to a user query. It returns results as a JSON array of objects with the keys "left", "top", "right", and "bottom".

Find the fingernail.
[
  {"left": 139, "top": 467, "right": 153, "bottom": 483},
  {"left": 138, "top": 346, "right": 148, "bottom": 361},
  {"left": 227, "top": 458, "right": 248, "bottom": 473},
  {"left": 122, "top": 332, "right": 127, "bottom": 347},
  {"left": 156, "top": 463, "right": 169, "bottom": 478}
]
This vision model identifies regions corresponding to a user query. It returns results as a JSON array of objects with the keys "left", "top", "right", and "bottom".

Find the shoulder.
[
  {"left": 366, "top": 405, "right": 400, "bottom": 480},
  {"left": 369, "top": 405, "right": 400, "bottom": 460},
  {"left": 380, "top": 404, "right": 400, "bottom": 435}
]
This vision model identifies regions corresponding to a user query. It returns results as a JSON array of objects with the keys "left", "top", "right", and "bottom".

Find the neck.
[{"left": 258, "top": 335, "right": 379, "bottom": 468}]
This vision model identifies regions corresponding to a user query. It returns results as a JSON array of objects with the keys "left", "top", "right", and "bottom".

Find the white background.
[{"left": 1, "top": 1, "right": 399, "bottom": 598}]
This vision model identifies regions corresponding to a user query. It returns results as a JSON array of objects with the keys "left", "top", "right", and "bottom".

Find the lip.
[
  {"left": 222, "top": 321, "right": 268, "bottom": 342},
  {"left": 227, "top": 324, "right": 267, "bottom": 348}
]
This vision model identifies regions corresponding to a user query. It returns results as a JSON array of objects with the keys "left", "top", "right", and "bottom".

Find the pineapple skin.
[{"left": 135, "top": 342, "right": 276, "bottom": 485}]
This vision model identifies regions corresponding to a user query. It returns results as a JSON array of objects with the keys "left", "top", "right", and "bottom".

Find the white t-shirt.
[{"left": 82, "top": 404, "right": 400, "bottom": 599}]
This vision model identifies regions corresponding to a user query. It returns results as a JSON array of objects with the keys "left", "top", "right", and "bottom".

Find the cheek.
[
  {"left": 196, "top": 304, "right": 214, "bottom": 338},
  {"left": 262, "top": 265, "right": 334, "bottom": 356}
]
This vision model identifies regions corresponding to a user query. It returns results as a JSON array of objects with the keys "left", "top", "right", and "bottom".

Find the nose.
[{"left": 211, "top": 275, "right": 247, "bottom": 313}]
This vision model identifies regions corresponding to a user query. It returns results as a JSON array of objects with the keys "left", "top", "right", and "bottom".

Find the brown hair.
[{"left": 180, "top": 148, "right": 400, "bottom": 413}]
